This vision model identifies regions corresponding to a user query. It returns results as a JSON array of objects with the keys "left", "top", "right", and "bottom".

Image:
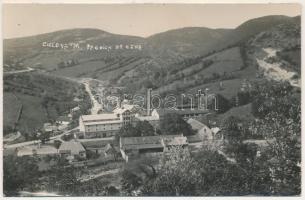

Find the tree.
[
  {"left": 54, "top": 140, "right": 62, "bottom": 150},
  {"left": 250, "top": 81, "right": 301, "bottom": 195},
  {"left": 118, "top": 124, "right": 140, "bottom": 138},
  {"left": 46, "top": 164, "right": 80, "bottom": 195},
  {"left": 214, "top": 94, "right": 232, "bottom": 113},
  {"left": 39, "top": 131, "right": 51, "bottom": 144},
  {"left": 3, "top": 156, "right": 40, "bottom": 196},
  {"left": 105, "top": 186, "right": 120, "bottom": 196},
  {"left": 160, "top": 113, "right": 194, "bottom": 136},
  {"left": 253, "top": 111, "right": 301, "bottom": 195},
  {"left": 117, "top": 121, "right": 155, "bottom": 139},
  {"left": 105, "top": 144, "right": 119, "bottom": 161},
  {"left": 221, "top": 116, "right": 242, "bottom": 143},
  {"left": 121, "top": 170, "right": 142, "bottom": 195},
  {"left": 251, "top": 80, "right": 298, "bottom": 119},
  {"left": 121, "top": 155, "right": 158, "bottom": 195},
  {"left": 193, "top": 149, "right": 251, "bottom": 195},
  {"left": 237, "top": 91, "right": 251, "bottom": 106},
  {"left": 142, "top": 147, "right": 203, "bottom": 196},
  {"left": 135, "top": 121, "right": 155, "bottom": 136}
]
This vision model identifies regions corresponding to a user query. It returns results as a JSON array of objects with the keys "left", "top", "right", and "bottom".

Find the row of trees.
[
  {"left": 57, "top": 59, "right": 79, "bottom": 68},
  {"left": 117, "top": 113, "right": 195, "bottom": 140},
  {"left": 121, "top": 145, "right": 273, "bottom": 196}
]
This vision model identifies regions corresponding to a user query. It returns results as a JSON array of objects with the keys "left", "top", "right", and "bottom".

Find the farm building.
[
  {"left": 58, "top": 140, "right": 86, "bottom": 160},
  {"left": 119, "top": 134, "right": 188, "bottom": 162},
  {"left": 187, "top": 118, "right": 214, "bottom": 140},
  {"left": 43, "top": 123, "right": 58, "bottom": 133},
  {"left": 17, "top": 145, "right": 58, "bottom": 157},
  {"left": 80, "top": 137, "right": 119, "bottom": 158},
  {"left": 152, "top": 108, "right": 210, "bottom": 121},
  {"left": 56, "top": 116, "right": 71, "bottom": 125}
]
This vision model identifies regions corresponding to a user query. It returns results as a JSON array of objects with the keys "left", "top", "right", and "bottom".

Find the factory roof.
[
  {"left": 120, "top": 135, "right": 188, "bottom": 150},
  {"left": 80, "top": 113, "right": 120, "bottom": 122}
]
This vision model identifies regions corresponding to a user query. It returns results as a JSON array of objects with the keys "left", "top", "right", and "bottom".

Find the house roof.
[
  {"left": 211, "top": 127, "right": 220, "bottom": 134},
  {"left": 83, "top": 120, "right": 122, "bottom": 126},
  {"left": 43, "top": 123, "right": 52, "bottom": 127},
  {"left": 120, "top": 135, "right": 187, "bottom": 150},
  {"left": 155, "top": 109, "right": 209, "bottom": 117},
  {"left": 135, "top": 115, "right": 159, "bottom": 121},
  {"left": 59, "top": 141, "right": 85, "bottom": 154},
  {"left": 17, "top": 145, "right": 58, "bottom": 156},
  {"left": 73, "top": 97, "right": 82, "bottom": 102},
  {"left": 163, "top": 136, "right": 188, "bottom": 146},
  {"left": 79, "top": 137, "right": 115, "bottom": 144},
  {"left": 114, "top": 104, "right": 137, "bottom": 112},
  {"left": 187, "top": 118, "right": 207, "bottom": 131},
  {"left": 81, "top": 139, "right": 114, "bottom": 149},
  {"left": 72, "top": 106, "right": 80, "bottom": 111},
  {"left": 80, "top": 113, "right": 120, "bottom": 122},
  {"left": 44, "top": 123, "right": 57, "bottom": 132},
  {"left": 122, "top": 104, "right": 136, "bottom": 110},
  {"left": 113, "top": 108, "right": 131, "bottom": 114}
]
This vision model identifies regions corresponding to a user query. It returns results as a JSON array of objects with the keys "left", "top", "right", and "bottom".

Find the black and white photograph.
[{"left": 2, "top": 2, "right": 302, "bottom": 197}]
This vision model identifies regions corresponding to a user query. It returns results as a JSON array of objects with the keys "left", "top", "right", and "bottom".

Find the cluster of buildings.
[
  {"left": 120, "top": 134, "right": 188, "bottom": 162},
  {"left": 79, "top": 89, "right": 211, "bottom": 139},
  {"left": 43, "top": 105, "right": 81, "bottom": 134},
  {"left": 14, "top": 138, "right": 119, "bottom": 165},
  {"left": 7, "top": 88, "right": 223, "bottom": 165}
]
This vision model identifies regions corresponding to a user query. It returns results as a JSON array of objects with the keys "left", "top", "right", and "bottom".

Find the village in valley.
[
  {"left": 4, "top": 78, "right": 226, "bottom": 184},
  {"left": 4, "top": 75, "right": 299, "bottom": 196},
  {"left": 3, "top": 4, "right": 301, "bottom": 197}
]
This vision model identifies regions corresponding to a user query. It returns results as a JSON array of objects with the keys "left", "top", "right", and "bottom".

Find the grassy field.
[
  {"left": 3, "top": 92, "right": 22, "bottom": 130},
  {"left": 3, "top": 72, "right": 90, "bottom": 134},
  {"left": 183, "top": 47, "right": 243, "bottom": 75},
  {"left": 15, "top": 93, "right": 48, "bottom": 132},
  {"left": 96, "top": 58, "right": 146, "bottom": 81},
  {"left": 154, "top": 47, "right": 248, "bottom": 99},
  {"left": 188, "top": 78, "right": 244, "bottom": 100},
  {"left": 216, "top": 103, "right": 254, "bottom": 122},
  {"left": 52, "top": 60, "right": 106, "bottom": 78}
]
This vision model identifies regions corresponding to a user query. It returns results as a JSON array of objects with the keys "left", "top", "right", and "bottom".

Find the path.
[
  {"left": 79, "top": 168, "right": 120, "bottom": 182},
  {"left": 4, "top": 131, "right": 22, "bottom": 143},
  {"left": 82, "top": 80, "right": 103, "bottom": 114},
  {"left": 4, "top": 127, "right": 79, "bottom": 149},
  {"left": 4, "top": 67, "right": 35, "bottom": 74},
  {"left": 256, "top": 48, "right": 300, "bottom": 88},
  {"left": 217, "top": 150, "right": 236, "bottom": 163}
]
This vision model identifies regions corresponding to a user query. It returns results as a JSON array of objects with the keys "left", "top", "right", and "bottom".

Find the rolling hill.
[
  {"left": 147, "top": 27, "right": 231, "bottom": 56},
  {"left": 3, "top": 15, "right": 301, "bottom": 133},
  {"left": 3, "top": 72, "right": 91, "bottom": 134}
]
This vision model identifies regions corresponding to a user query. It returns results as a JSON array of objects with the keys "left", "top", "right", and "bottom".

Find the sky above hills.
[{"left": 3, "top": 3, "right": 301, "bottom": 39}]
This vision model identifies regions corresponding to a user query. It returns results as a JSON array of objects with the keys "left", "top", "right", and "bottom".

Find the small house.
[
  {"left": 120, "top": 135, "right": 188, "bottom": 162},
  {"left": 17, "top": 145, "right": 58, "bottom": 157},
  {"left": 59, "top": 141, "right": 86, "bottom": 160},
  {"left": 56, "top": 116, "right": 72, "bottom": 126},
  {"left": 187, "top": 118, "right": 214, "bottom": 141}
]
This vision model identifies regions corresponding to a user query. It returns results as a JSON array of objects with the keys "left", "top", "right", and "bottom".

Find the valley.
[
  {"left": 3, "top": 14, "right": 301, "bottom": 197},
  {"left": 3, "top": 15, "right": 301, "bottom": 139}
]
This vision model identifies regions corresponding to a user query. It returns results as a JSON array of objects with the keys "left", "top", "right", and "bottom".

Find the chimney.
[
  {"left": 205, "top": 88, "right": 209, "bottom": 110},
  {"left": 119, "top": 98, "right": 122, "bottom": 108},
  {"left": 147, "top": 88, "right": 152, "bottom": 116},
  {"left": 117, "top": 97, "right": 122, "bottom": 109}
]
